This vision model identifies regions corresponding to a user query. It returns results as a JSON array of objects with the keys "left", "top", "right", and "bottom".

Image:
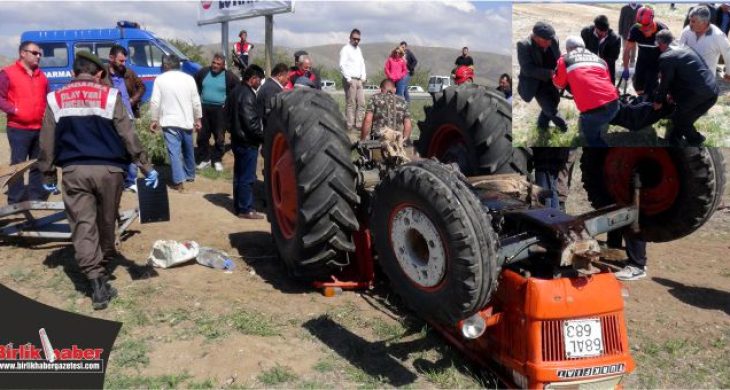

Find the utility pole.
[{"left": 265, "top": 15, "right": 273, "bottom": 75}]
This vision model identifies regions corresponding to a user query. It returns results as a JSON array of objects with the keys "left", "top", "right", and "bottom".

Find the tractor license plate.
[{"left": 563, "top": 319, "right": 603, "bottom": 358}]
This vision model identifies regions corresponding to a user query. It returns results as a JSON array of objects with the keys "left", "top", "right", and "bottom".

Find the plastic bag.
[{"left": 148, "top": 240, "right": 199, "bottom": 268}]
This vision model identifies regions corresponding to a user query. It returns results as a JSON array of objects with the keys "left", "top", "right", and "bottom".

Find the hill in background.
[
  {"left": 0, "top": 54, "right": 11, "bottom": 67},
  {"left": 202, "top": 42, "right": 509, "bottom": 86}
]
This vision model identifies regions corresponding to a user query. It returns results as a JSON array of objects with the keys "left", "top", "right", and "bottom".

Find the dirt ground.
[
  {"left": 513, "top": 3, "right": 730, "bottom": 147},
  {"left": 1, "top": 130, "right": 730, "bottom": 388}
]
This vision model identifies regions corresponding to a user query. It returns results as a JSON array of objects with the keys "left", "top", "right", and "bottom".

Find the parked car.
[
  {"left": 408, "top": 85, "right": 425, "bottom": 93},
  {"left": 363, "top": 84, "right": 379, "bottom": 92},
  {"left": 21, "top": 21, "right": 202, "bottom": 102},
  {"left": 427, "top": 75, "right": 452, "bottom": 94},
  {"left": 320, "top": 79, "right": 336, "bottom": 90}
]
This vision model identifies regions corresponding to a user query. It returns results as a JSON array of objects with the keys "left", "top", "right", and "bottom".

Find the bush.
[
  {"left": 136, "top": 104, "right": 168, "bottom": 165},
  {"left": 164, "top": 38, "right": 206, "bottom": 65}
]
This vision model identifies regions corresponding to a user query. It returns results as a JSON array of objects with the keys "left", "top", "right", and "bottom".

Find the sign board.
[{"left": 197, "top": 0, "right": 294, "bottom": 25}]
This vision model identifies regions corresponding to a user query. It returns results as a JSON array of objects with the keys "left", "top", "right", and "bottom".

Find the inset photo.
[{"left": 513, "top": 2, "right": 730, "bottom": 147}]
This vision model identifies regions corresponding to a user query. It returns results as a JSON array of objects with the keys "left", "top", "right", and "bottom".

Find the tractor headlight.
[{"left": 460, "top": 313, "right": 486, "bottom": 339}]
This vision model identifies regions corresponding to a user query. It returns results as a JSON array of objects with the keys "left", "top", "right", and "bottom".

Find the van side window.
[
  {"left": 39, "top": 43, "right": 68, "bottom": 68},
  {"left": 73, "top": 41, "right": 115, "bottom": 64},
  {"left": 129, "top": 40, "right": 165, "bottom": 68},
  {"left": 96, "top": 43, "right": 115, "bottom": 62}
]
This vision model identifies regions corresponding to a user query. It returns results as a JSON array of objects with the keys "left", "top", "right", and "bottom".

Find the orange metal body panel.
[
  {"left": 432, "top": 269, "right": 635, "bottom": 388},
  {"left": 491, "top": 270, "right": 635, "bottom": 387}
]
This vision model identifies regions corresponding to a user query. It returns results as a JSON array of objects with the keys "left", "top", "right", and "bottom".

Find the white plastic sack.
[{"left": 148, "top": 240, "right": 200, "bottom": 268}]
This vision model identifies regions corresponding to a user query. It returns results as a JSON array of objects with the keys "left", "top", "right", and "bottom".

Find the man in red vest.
[
  {"left": 233, "top": 30, "right": 254, "bottom": 73},
  {"left": 0, "top": 41, "right": 49, "bottom": 204}
]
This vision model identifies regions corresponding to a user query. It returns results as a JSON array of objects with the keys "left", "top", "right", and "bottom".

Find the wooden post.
[{"left": 265, "top": 14, "right": 274, "bottom": 75}]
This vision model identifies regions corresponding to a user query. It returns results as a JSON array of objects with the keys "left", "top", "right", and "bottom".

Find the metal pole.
[
  {"left": 222, "top": 21, "right": 229, "bottom": 60},
  {"left": 265, "top": 14, "right": 273, "bottom": 75}
]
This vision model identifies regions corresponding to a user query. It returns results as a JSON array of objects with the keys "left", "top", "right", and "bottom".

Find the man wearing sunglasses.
[
  {"left": 339, "top": 28, "right": 367, "bottom": 132},
  {"left": 0, "top": 41, "right": 49, "bottom": 204}
]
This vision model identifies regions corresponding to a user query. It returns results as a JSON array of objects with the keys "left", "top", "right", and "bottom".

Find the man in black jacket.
[
  {"left": 581, "top": 15, "right": 622, "bottom": 83},
  {"left": 517, "top": 22, "right": 568, "bottom": 133},
  {"left": 400, "top": 41, "right": 418, "bottom": 102},
  {"left": 654, "top": 30, "right": 719, "bottom": 146},
  {"left": 194, "top": 53, "right": 239, "bottom": 172},
  {"left": 257, "top": 62, "right": 289, "bottom": 128},
  {"left": 228, "top": 64, "right": 265, "bottom": 219}
]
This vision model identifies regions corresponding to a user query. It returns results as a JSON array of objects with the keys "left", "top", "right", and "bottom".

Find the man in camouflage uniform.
[{"left": 360, "top": 79, "right": 412, "bottom": 141}]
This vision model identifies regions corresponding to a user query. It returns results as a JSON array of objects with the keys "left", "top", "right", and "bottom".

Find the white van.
[
  {"left": 427, "top": 75, "right": 452, "bottom": 94},
  {"left": 320, "top": 79, "right": 336, "bottom": 90}
]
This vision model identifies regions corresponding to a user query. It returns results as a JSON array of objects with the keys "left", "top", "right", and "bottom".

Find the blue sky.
[{"left": 0, "top": 1, "right": 511, "bottom": 57}]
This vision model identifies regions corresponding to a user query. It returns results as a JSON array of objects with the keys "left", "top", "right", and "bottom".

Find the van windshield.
[{"left": 157, "top": 39, "right": 189, "bottom": 61}]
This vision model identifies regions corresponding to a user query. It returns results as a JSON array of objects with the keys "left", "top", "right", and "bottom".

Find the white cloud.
[{"left": 0, "top": 1, "right": 511, "bottom": 56}]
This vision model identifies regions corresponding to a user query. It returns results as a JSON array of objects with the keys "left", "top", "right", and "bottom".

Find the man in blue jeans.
[
  {"left": 533, "top": 148, "right": 571, "bottom": 210},
  {"left": 149, "top": 55, "right": 202, "bottom": 191},
  {"left": 104, "top": 45, "right": 146, "bottom": 193},
  {"left": 227, "top": 64, "right": 265, "bottom": 219}
]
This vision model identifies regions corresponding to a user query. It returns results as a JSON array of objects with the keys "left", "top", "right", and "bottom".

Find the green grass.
[
  {"left": 227, "top": 310, "right": 281, "bottom": 337},
  {"left": 0, "top": 113, "right": 6, "bottom": 132},
  {"left": 343, "top": 366, "right": 385, "bottom": 389},
  {"left": 195, "top": 315, "right": 228, "bottom": 340},
  {"left": 312, "top": 356, "right": 338, "bottom": 373},
  {"left": 421, "top": 363, "right": 490, "bottom": 389},
  {"left": 198, "top": 165, "right": 233, "bottom": 181},
  {"left": 371, "top": 318, "right": 407, "bottom": 341},
  {"left": 111, "top": 339, "right": 150, "bottom": 369},
  {"left": 8, "top": 268, "right": 34, "bottom": 283},
  {"left": 105, "top": 372, "right": 192, "bottom": 389},
  {"left": 257, "top": 364, "right": 298, "bottom": 385},
  {"left": 187, "top": 378, "right": 217, "bottom": 389},
  {"left": 154, "top": 307, "right": 193, "bottom": 327}
]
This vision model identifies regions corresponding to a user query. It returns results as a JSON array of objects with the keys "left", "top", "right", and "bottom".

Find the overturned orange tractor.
[{"left": 263, "top": 85, "right": 725, "bottom": 388}]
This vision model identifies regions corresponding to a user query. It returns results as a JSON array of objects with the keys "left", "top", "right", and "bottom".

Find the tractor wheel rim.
[
  {"left": 427, "top": 124, "right": 467, "bottom": 167},
  {"left": 604, "top": 148, "right": 679, "bottom": 216},
  {"left": 389, "top": 205, "right": 447, "bottom": 288},
  {"left": 271, "top": 133, "right": 298, "bottom": 239}
]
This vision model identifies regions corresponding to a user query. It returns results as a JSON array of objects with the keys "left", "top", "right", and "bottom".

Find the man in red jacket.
[
  {"left": 552, "top": 36, "right": 619, "bottom": 147},
  {"left": 0, "top": 41, "right": 49, "bottom": 203}
]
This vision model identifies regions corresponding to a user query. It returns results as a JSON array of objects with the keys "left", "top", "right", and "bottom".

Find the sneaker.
[
  {"left": 125, "top": 184, "right": 138, "bottom": 193},
  {"left": 171, "top": 183, "right": 185, "bottom": 193},
  {"left": 214, "top": 162, "right": 224, "bottom": 172},
  {"left": 197, "top": 160, "right": 211, "bottom": 170},
  {"left": 237, "top": 211, "right": 265, "bottom": 220},
  {"left": 614, "top": 265, "right": 646, "bottom": 281}
]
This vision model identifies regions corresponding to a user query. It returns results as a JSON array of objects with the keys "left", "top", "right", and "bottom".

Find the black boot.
[
  {"left": 104, "top": 277, "right": 118, "bottom": 299},
  {"left": 90, "top": 278, "right": 110, "bottom": 310}
]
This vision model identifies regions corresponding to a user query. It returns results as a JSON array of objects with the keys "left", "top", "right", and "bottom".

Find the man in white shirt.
[
  {"left": 149, "top": 54, "right": 203, "bottom": 191},
  {"left": 339, "top": 28, "right": 367, "bottom": 131},
  {"left": 679, "top": 5, "right": 730, "bottom": 81}
]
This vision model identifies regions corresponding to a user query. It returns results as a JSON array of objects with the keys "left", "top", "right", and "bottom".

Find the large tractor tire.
[
  {"left": 581, "top": 147, "right": 725, "bottom": 242},
  {"left": 417, "top": 84, "right": 524, "bottom": 175},
  {"left": 264, "top": 89, "right": 360, "bottom": 279},
  {"left": 371, "top": 159, "right": 499, "bottom": 325}
]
